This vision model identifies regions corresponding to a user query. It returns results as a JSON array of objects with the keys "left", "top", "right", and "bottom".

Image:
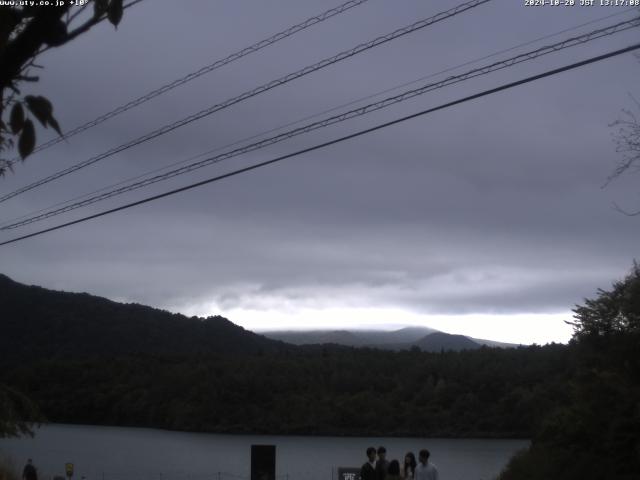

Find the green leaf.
[
  {"left": 94, "top": 0, "right": 109, "bottom": 17},
  {"left": 24, "top": 95, "right": 53, "bottom": 128},
  {"left": 18, "top": 119, "right": 35, "bottom": 160},
  {"left": 24, "top": 95, "right": 62, "bottom": 136},
  {"left": 0, "top": 9, "right": 21, "bottom": 54},
  {"left": 43, "top": 19, "right": 68, "bottom": 47},
  {"left": 48, "top": 115, "right": 63, "bottom": 137},
  {"left": 9, "top": 103, "right": 24, "bottom": 134},
  {"left": 108, "top": 0, "right": 123, "bottom": 28}
]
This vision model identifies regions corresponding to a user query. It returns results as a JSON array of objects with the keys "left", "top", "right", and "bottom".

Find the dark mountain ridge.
[
  {"left": 0, "top": 274, "right": 579, "bottom": 441},
  {"left": 0, "top": 273, "right": 514, "bottom": 367},
  {"left": 0, "top": 274, "right": 286, "bottom": 363}
]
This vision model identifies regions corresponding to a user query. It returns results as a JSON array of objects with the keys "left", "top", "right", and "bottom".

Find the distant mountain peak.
[
  {"left": 261, "top": 326, "right": 503, "bottom": 352},
  {"left": 414, "top": 331, "right": 480, "bottom": 352}
]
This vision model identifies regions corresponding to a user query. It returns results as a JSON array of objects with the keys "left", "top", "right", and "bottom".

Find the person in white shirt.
[{"left": 414, "top": 449, "right": 438, "bottom": 480}]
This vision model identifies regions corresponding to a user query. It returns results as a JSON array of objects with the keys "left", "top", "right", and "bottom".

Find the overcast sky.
[{"left": 1, "top": 0, "right": 639, "bottom": 344}]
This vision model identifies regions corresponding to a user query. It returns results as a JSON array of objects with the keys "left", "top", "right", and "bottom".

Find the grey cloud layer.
[{"left": 0, "top": 0, "right": 638, "bottom": 334}]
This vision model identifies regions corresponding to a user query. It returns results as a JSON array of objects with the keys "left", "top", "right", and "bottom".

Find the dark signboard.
[
  {"left": 251, "top": 445, "right": 276, "bottom": 480},
  {"left": 337, "top": 467, "right": 361, "bottom": 480}
]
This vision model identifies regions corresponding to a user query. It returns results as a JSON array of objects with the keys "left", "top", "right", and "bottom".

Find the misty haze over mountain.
[
  {"left": 0, "top": 273, "right": 516, "bottom": 356},
  {"left": 260, "top": 327, "right": 517, "bottom": 351}
]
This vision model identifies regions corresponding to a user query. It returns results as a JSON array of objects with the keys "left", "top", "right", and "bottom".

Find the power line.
[
  {"left": 3, "top": 7, "right": 633, "bottom": 230},
  {"left": 5, "top": 16, "right": 637, "bottom": 228},
  {"left": 2, "top": 41, "right": 638, "bottom": 247},
  {"left": 7, "top": 0, "right": 371, "bottom": 164},
  {"left": 3, "top": 16, "right": 638, "bottom": 230},
  {"left": 0, "top": 0, "right": 492, "bottom": 204}
]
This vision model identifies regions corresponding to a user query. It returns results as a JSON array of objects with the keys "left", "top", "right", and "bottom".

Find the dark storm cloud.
[{"left": 1, "top": 0, "right": 639, "bottom": 340}]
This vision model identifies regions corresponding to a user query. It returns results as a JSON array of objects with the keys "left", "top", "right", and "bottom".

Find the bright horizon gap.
[{"left": 175, "top": 303, "right": 574, "bottom": 345}]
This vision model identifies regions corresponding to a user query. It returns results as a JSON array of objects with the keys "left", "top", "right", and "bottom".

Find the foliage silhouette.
[
  {"left": 499, "top": 264, "right": 640, "bottom": 480},
  {"left": 0, "top": 1, "right": 131, "bottom": 175}
]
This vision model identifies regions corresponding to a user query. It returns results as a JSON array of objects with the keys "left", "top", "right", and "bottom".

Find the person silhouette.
[
  {"left": 22, "top": 459, "right": 37, "bottom": 480},
  {"left": 376, "top": 446, "right": 389, "bottom": 480},
  {"left": 402, "top": 452, "right": 417, "bottom": 480},
  {"left": 361, "top": 447, "right": 377, "bottom": 480}
]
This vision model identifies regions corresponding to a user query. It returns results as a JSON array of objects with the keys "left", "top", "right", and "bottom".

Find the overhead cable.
[
  {"left": 3, "top": 16, "right": 638, "bottom": 230},
  {"left": 3, "top": 6, "right": 632, "bottom": 230},
  {"left": 0, "top": 0, "right": 492, "bottom": 204},
  {"left": 7, "top": 0, "right": 372, "bottom": 164},
  {"left": 1, "top": 41, "right": 639, "bottom": 247}
]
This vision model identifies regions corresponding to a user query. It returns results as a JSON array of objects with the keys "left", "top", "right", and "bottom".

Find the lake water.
[{"left": 0, "top": 424, "right": 528, "bottom": 480}]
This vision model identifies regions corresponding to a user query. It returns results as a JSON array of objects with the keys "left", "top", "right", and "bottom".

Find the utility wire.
[
  {"left": 1, "top": 42, "right": 639, "bottom": 247},
  {"left": 6, "top": 0, "right": 371, "bottom": 165},
  {"left": 3, "top": 17, "right": 638, "bottom": 230},
  {"left": 0, "top": 0, "right": 491, "bottom": 204},
  {"left": 3, "top": 6, "right": 633, "bottom": 230}
]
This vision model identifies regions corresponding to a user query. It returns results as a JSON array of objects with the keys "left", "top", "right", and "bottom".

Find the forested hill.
[
  {"left": 2, "top": 267, "right": 639, "bottom": 478},
  {"left": 414, "top": 331, "right": 480, "bottom": 351},
  {"left": 0, "top": 274, "right": 286, "bottom": 362},
  {"left": 1, "top": 272, "right": 574, "bottom": 439},
  {"left": 1, "top": 273, "right": 501, "bottom": 359}
]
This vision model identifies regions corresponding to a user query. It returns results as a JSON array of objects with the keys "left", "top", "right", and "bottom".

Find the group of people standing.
[{"left": 360, "top": 446, "right": 438, "bottom": 480}]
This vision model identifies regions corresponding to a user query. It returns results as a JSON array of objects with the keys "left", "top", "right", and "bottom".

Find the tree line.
[
  {"left": 2, "top": 342, "right": 571, "bottom": 438},
  {"left": 1, "top": 264, "right": 638, "bottom": 479}
]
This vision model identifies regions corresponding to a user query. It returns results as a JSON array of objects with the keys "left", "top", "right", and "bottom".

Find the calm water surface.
[{"left": 0, "top": 424, "right": 528, "bottom": 480}]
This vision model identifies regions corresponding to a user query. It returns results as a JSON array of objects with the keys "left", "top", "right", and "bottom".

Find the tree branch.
[
  {"left": 0, "top": 7, "right": 70, "bottom": 90},
  {"left": 612, "top": 201, "right": 640, "bottom": 216},
  {"left": 43, "top": 0, "right": 146, "bottom": 51},
  {"left": 63, "top": 13, "right": 107, "bottom": 43}
]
